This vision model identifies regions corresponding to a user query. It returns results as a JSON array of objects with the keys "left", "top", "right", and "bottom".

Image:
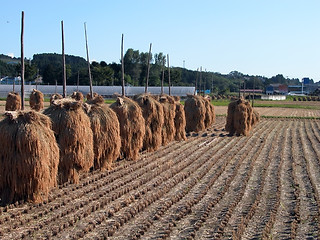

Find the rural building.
[{"left": 266, "top": 84, "right": 288, "bottom": 95}]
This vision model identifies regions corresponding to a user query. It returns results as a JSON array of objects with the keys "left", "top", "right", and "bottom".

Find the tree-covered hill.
[{"left": 0, "top": 51, "right": 302, "bottom": 94}]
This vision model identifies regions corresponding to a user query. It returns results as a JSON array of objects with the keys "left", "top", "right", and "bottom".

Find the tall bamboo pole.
[
  {"left": 61, "top": 21, "right": 66, "bottom": 98},
  {"left": 21, "top": 11, "right": 25, "bottom": 110},
  {"left": 145, "top": 43, "right": 152, "bottom": 94},
  {"left": 238, "top": 79, "right": 241, "bottom": 99},
  {"left": 252, "top": 77, "right": 255, "bottom": 107},
  {"left": 13, "top": 75, "right": 15, "bottom": 92},
  {"left": 194, "top": 68, "right": 198, "bottom": 95},
  {"left": 167, "top": 54, "right": 171, "bottom": 96},
  {"left": 161, "top": 57, "right": 165, "bottom": 95},
  {"left": 121, "top": 34, "right": 125, "bottom": 96},
  {"left": 77, "top": 71, "right": 79, "bottom": 92},
  {"left": 199, "top": 66, "right": 202, "bottom": 96},
  {"left": 84, "top": 22, "right": 93, "bottom": 97}
]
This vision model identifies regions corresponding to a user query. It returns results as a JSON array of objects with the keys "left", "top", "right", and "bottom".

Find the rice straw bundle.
[
  {"left": 133, "top": 93, "right": 164, "bottom": 152},
  {"left": 29, "top": 89, "right": 44, "bottom": 111},
  {"left": 5, "top": 92, "right": 21, "bottom": 111},
  {"left": 225, "top": 98, "right": 254, "bottom": 136},
  {"left": 184, "top": 94, "right": 206, "bottom": 132},
  {"left": 83, "top": 95, "right": 121, "bottom": 170},
  {"left": 203, "top": 96, "right": 215, "bottom": 129},
  {"left": 0, "top": 111, "right": 59, "bottom": 204},
  {"left": 71, "top": 91, "right": 84, "bottom": 102},
  {"left": 159, "top": 94, "right": 176, "bottom": 146},
  {"left": 50, "top": 93, "right": 63, "bottom": 105},
  {"left": 173, "top": 96, "right": 187, "bottom": 141},
  {"left": 44, "top": 98, "right": 94, "bottom": 184},
  {"left": 110, "top": 96, "right": 145, "bottom": 161},
  {"left": 86, "top": 92, "right": 99, "bottom": 101}
]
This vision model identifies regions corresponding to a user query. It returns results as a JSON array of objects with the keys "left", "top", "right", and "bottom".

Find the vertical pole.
[
  {"left": 238, "top": 79, "right": 241, "bottom": 99},
  {"left": 199, "top": 66, "right": 202, "bottom": 96},
  {"left": 167, "top": 54, "right": 171, "bottom": 96},
  {"left": 21, "top": 11, "right": 25, "bottom": 110},
  {"left": 61, "top": 21, "right": 66, "bottom": 98},
  {"left": 211, "top": 73, "right": 214, "bottom": 96},
  {"left": 84, "top": 22, "right": 93, "bottom": 97},
  {"left": 252, "top": 78, "right": 255, "bottom": 107},
  {"left": 121, "top": 34, "right": 125, "bottom": 96},
  {"left": 145, "top": 43, "right": 152, "bottom": 94},
  {"left": 194, "top": 68, "right": 198, "bottom": 95},
  {"left": 243, "top": 79, "right": 246, "bottom": 99},
  {"left": 13, "top": 75, "right": 15, "bottom": 92},
  {"left": 161, "top": 57, "right": 165, "bottom": 95},
  {"left": 77, "top": 71, "right": 79, "bottom": 92}
]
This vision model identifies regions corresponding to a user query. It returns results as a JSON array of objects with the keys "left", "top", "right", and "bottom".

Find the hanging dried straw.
[
  {"left": 5, "top": 92, "right": 21, "bottom": 111},
  {"left": 173, "top": 96, "right": 187, "bottom": 141},
  {"left": 0, "top": 111, "right": 59, "bottom": 204},
  {"left": 71, "top": 91, "right": 84, "bottom": 102},
  {"left": 110, "top": 96, "right": 145, "bottom": 161},
  {"left": 159, "top": 94, "right": 176, "bottom": 146},
  {"left": 184, "top": 94, "right": 206, "bottom": 132},
  {"left": 44, "top": 98, "right": 94, "bottom": 184},
  {"left": 83, "top": 95, "right": 121, "bottom": 170},
  {"left": 203, "top": 95, "right": 215, "bottom": 129},
  {"left": 251, "top": 109, "right": 260, "bottom": 127},
  {"left": 29, "top": 89, "right": 44, "bottom": 111},
  {"left": 86, "top": 92, "right": 99, "bottom": 101},
  {"left": 50, "top": 93, "right": 63, "bottom": 105},
  {"left": 133, "top": 93, "right": 164, "bottom": 152},
  {"left": 225, "top": 98, "right": 255, "bottom": 136}
]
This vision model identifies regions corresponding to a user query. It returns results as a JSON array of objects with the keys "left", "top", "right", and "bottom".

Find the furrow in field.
[
  {"left": 171, "top": 120, "right": 271, "bottom": 240},
  {"left": 291, "top": 121, "right": 318, "bottom": 239}
]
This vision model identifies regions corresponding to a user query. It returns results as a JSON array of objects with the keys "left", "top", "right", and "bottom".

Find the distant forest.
[{"left": 0, "top": 52, "right": 302, "bottom": 95}]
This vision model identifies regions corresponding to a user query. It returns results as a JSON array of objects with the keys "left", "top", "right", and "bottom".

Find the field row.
[
  {"left": 215, "top": 105, "right": 320, "bottom": 118},
  {"left": 0, "top": 117, "right": 320, "bottom": 239}
]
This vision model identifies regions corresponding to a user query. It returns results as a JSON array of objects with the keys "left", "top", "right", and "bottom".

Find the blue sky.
[{"left": 1, "top": 0, "right": 320, "bottom": 81}]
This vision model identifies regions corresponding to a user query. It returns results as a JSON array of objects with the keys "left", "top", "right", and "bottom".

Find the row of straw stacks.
[
  {"left": 0, "top": 90, "right": 216, "bottom": 205},
  {"left": 5, "top": 89, "right": 44, "bottom": 112}
]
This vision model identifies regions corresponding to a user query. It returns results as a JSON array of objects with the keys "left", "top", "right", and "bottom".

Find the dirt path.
[{"left": 0, "top": 117, "right": 319, "bottom": 239}]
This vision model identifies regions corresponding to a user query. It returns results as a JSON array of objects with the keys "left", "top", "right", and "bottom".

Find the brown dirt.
[
  {"left": 0, "top": 116, "right": 319, "bottom": 239},
  {"left": 215, "top": 105, "right": 320, "bottom": 118}
]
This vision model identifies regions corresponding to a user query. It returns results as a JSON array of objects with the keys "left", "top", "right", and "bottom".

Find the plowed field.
[
  {"left": 1, "top": 116, "right": 320, "bottom": 239},
  {"left": 215, "top": 106, "right": 320, "bottom": 118}
]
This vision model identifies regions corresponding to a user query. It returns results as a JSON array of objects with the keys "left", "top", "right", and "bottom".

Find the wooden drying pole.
[
  {"left": 161, "top": 57, "right": 165, "bottom": 95},
  {"left": 121, "top": 34, "right": 125, "bottom": 96},
  {"left": 13, "top": 74, "right": 15, "bottom": 92},
  {"left": 61, "top": 20, "right": 66, "bottom": 98},
  {"left": 145, "top": 43, "right": 152, "bottom": 94},
  {"left": 84, "top": 22, "right": 93, "bottom": 98},
  {"left": 252, "top": 77, "right": 255, "bottom": 107},
  {"left": 77, "top": 71, "right": 80, "bottom": 92},
  {"left": 199, "top": 66, "right": 202, "bottom": 96},
  {"left": 21, "top": 11, "right": 25, "bottom": 110},
  {"left": 238, "top": 78, "right": 241, "bottom": 99},
  {"left": 167, "top": 54, "right": 171, "bottom": 96},
  {"left": 194, "top": 68, "right": 199, "bottom": 95}
]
